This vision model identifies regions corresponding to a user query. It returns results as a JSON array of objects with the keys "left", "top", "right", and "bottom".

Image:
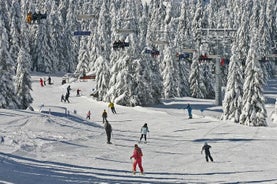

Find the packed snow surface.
[{"left": 0, "top": 73, "right": 277, "bottom": 183}]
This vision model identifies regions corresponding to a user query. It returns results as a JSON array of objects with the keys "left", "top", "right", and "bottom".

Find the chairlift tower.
[{"left": 200, "top": 28, "right": 237, "bottom": 106}]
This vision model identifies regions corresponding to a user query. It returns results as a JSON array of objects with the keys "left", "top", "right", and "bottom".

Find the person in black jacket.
[
  {"left": 102, "top": 110, "right": 108, "bottom": 123},
  {"left": 104, "top": 120, "right": 112, "bottom": 144},
  {"left": 201, "top": 142, "right": 213, "bottom": 162}
]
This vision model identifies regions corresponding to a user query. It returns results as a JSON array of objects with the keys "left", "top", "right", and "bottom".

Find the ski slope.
[{"left": 0, "top": 73, "right": 277, "bottom": 184}]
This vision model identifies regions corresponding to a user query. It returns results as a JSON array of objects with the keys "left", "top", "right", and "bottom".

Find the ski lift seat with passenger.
[
  {"left": 26, "top": 11, "right": 47, "bottom": 24},
  {"left": 199, "top": 53, "right": 213, "bottom": 61},
  {"left": 176, "top": 52, "right": 191, "bottom": 60},
  {"left": 144, "top": 47, "right": 160, "bottom": 57},
  {"left": 113, "top": 40, "right": 129, "bottom": 50}
]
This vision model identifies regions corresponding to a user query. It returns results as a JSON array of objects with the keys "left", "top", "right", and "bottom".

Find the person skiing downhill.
[
  {"left": 108, "top": 102, "right": 117, "bottom": 114},
  {"left": 139, "top": 123, "right": 149, "bottom": 143},
  {"left": 201, "top": 142, "right": 214, "bottom": 162},
  {"left": 130, "top": 144, "right": 144, "bottom": 175},
  {"left": 104, "top": 120, "right": 112, "bottom": 144}
]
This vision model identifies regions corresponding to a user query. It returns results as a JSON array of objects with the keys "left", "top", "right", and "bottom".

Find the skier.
[
  {"left": 65, "top": 92, "right": 70, "bottom": 103},
  {"left": 44, "top": 77, "right": 47, "bottom": 86},
  {"left": 86, "top": 110, "right": 91, "bottom": 120},
  {"left": 47, "top": 76, "right": 53, "bottom": 85},
  {"left": 130, "top": 144, "right": 144, "bottom": 175},
  {"left": 61, "top": 94, "right": 65, "bottom": 102},
  {"left": 185, "top": 103, "right": 192, "bottom": 119},
  {"left": 102, "top": 110, "right": 108, "bottom": 123},
  {"left": 39, "top": 78, "right": 44, "bottom": 87},
  {"left": 139, "top": 123, "right": 150, "bottom": 143},
  {"left": 76, "top": 88, "right": 81, "bottom": 96},
  {"left": 104, "top": 120, "right": 112, "bottom": 144},
  {"left": 67, "top": 85, "right": 72, "bottom": 95},
  {"left": 108, "top": 102, "right": 117, "bottom": 114},
  {"left": 201, "top": 142, "right": 214, "bottom": 162}
]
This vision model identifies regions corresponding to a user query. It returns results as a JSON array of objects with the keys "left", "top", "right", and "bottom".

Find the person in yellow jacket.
[
  {"left": 108, "top": 102, "right": 117, "bottom": 114},
  {"left": 26, "top": 12, "right": 32, "bottom": 24}
]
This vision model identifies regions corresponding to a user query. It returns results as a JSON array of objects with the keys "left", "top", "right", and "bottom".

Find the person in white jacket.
[{"left": 139, "top": 123, "right": 149, "bottom": 143}]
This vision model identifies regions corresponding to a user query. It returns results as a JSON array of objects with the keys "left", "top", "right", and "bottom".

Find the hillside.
[{"left": 0, "top": 73, "right": 277, "bottom": 183}]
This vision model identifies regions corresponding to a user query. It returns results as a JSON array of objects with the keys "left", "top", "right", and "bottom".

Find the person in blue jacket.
[{"left": 186, "top": 104, "right": 192, "bottom": 119}]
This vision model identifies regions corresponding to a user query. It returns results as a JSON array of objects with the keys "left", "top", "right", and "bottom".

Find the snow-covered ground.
[{"left": 0, "top": 73, "right": 277, "bottom": 184}]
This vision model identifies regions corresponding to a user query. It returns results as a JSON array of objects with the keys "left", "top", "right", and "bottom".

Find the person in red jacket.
[{"left": 130, "top": 144, "right": 144, "bottom": 175}]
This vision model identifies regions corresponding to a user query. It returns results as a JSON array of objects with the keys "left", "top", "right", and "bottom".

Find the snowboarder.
[
  {"left": 39, "top": 78, "right": 44, "bottom": 87},
  {"left": 185, "top": 103, "right": 192, "bottom": 119},
  {"left": 201, "top": 142, "right": 214, "bottom": 162},
  {"left": 139, "top": 123, "right": 149, "bottom": 143},
  {"left": 104, "top": 120, "right": 112, "bottom": 144},
  {"left": 76, "top": 88, "right": 81, "bottom": 96},
  {"left": 108, "top": 102, "right": 117, "bottom": 114},
  {"left": 86, "top": 110, "right": 91, "bottom": 120},
  {"left": 65, "top": 92, "right": 70, "bottom": 103},
  {"left": 130, "top": 144, "right": 144, "bottom": 175},
  {"left": 102, "top": 110, "right": 108, "bottom": 123}
]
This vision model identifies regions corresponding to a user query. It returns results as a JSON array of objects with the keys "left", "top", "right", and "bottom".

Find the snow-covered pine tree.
[
  {"left": 258, "top": 1, "right": 274, "bottom": 79},
  {"left": 9, "top": 0, "right": 22, "bottom": 65},
  {"left": 173, "top": 0, "right": 190, "bottom": 97},
  {"left": 0, "top": 17, "right": 19, "bottom": 109},
  {"left": 32, "top": 22, "right": 53, "bottom": 73},
  {"left": 62, "top": 0, "right": 79, "bottom": 72},
  {"left": 189, "top": 52, "right": 205, "bottom": 98},
  {"left": 239, "top": 32, "right": 267, "bottom": 126},
  {"left": 222, "top": 44, "right": 243, "bottom": 122},
  {"left": 16, "top": 48, "right": 33, "bottom": 109},
  {"left": 95, "top": 0, "right": 111, "bottom": 101},
  {"left": 48, "top": 1, "right": 65, "bottom": 72}
]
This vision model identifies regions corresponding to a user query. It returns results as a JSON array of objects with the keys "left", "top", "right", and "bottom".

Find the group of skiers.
[
  {"left": 61, "top": 85, "right": 72, "bottom": 103},
  {"left": 39, "top": 76, "right": 53, "bottom": 87},
  {"left": 97, "top": 102, "right": 213, "bottom": 175}
]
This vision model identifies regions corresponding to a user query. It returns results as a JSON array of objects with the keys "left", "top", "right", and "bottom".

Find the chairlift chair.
[
  {"left": 113, "top": 40, "right": 129, "bottom": 50},
  {"left": 115, "top": 29, "right": 137, "bottom": 34},
  {"left": 76, "top": 14, "right": 96, "bottom": 20},
  {"left": 73, "top": 31, "right": 91, "bottom": 36},
  {"left": 26, "top": 11, "right": 47, "bottom": 24}
]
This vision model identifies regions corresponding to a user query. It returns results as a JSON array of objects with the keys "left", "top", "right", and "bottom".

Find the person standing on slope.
[
  {"left": 201, "top": 142, "right": 214, "bottom": 162},
  {"left": 104, "top": 120, "right": 112, "bottom": 144},
  {"left": 39, "top": 78, "right": 44, "bottom": 87},
  {"left": 185, "top": 103, "right": 192, "bottom": 119},
  {"left": 139, "top": 123, "right": 149, "bottom": 143},
  {"left": 130, "top": 144, "right": 144, "bottom": 175},
  {"left": 102, "top": 110, "right": 108, "bottom": 123}
]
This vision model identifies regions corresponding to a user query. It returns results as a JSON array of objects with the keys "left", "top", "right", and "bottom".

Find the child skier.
[
  {"left": 139, "top": 123, "right": 150, "bottom": 143},
  {"left": 130, "top": 144, "right": 144, "bottom": 175},
  {"left": 86, "top": 110, "right": 91, "bottom": 120},
  {"left": 201, "top": 142, "right": 214, "bottom": 162}
]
